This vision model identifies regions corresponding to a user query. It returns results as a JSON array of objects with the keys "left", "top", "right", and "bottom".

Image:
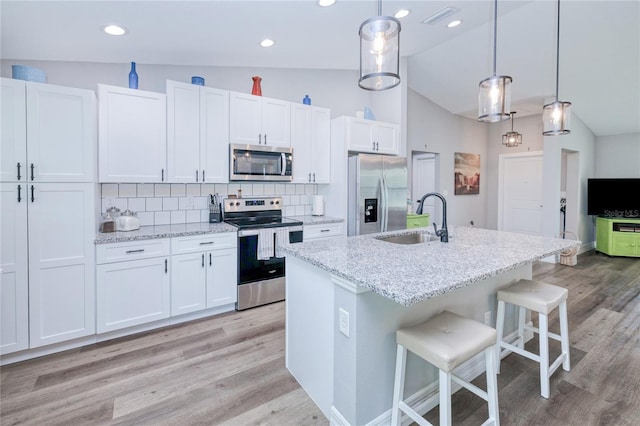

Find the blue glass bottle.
[
  {"left": 303, "top": 95, "right": 311, "bottom": 105},
  {"left": 128, "top": 62, "right": 138, "bottom": 89}
]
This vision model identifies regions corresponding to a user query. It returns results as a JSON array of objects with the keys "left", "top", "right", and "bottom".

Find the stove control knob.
[
  {"left": 270, "top": 201, "right": 274, "bottom": 205},
  {"left": 275, "top": 200, "right": 280, "bottom": 205},
  {"left": 235, "top": 202, "right": 240, "bottom": 206}
]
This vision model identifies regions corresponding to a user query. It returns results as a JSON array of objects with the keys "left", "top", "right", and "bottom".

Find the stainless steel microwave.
[{"left": 229, "top": 144, "right": 293, "bottom": 182}]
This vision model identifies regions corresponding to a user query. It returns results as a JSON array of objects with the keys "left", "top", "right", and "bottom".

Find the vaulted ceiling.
[{"left": 2, "top": 0, "right": 638, "bottom": 137}]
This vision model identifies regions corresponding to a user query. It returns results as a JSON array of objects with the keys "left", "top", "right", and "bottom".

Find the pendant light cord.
[
  {"left": 492, "top": 0, "right": 498, "bottom": 75},
  {"left": 555, "top": 0, "right": 561, "bottom": 100},
  {"left": 377, "top": 0, "right": 382, "bottom": 17}
]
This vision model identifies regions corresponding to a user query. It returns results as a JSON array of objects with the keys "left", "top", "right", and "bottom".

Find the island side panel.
[
  {"left": 332, "top": 263, "right": 533, "bottom": 425},
  {"left": 285, "top": 256, "right": 335, "bottom": 419}
]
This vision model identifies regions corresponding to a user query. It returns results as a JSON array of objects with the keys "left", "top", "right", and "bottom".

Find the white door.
[
  {"left": 167, "top": 80, "right": 200, "bottom": 183},
  {"left": 229, "top": 92, "right": 262, "bottom": 145},
  {"left": 291, "top": 104, "right": 313, "bottom": 183},
  {"left": 0, "top": 78, "right": 26, "bottom": 182},
  {"left": 348, "top": 119, "right": 374, "bottom": 153},
  {"left": 499, "top": 152, "right": 544, "bottom": 235},
  {"left": 412, "top": 153, "right": 438, "bottom": 225},
  {"left": 206, "top": 248, "right": 237, "bottom": 308},
  {"left": 200, "top": 87, "right": 230, "bottom": 183},
  {"left": 171, "top": 252, "right": 206, "bottom": 315},
  {"left": 311, "top": 107, "right": 331, "bottom": 183},
  {"left": 261, "top": 97, "right": 291, "bottom": 147},
  {"left": 28, "top": 183, "right": 96, "bottom": 347},
  {"left": 0, "top": 183, "right": 29, "bottom": 354},
  {"left": 26, "top": 82, "right": 95, "bottom": 183},
  {"left": 373, "top": 122, "right": 399, "bottom": 155}
]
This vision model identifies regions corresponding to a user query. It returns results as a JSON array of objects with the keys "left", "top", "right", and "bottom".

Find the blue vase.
[
  {"left": 128, "top": 62, "right": 138, "bottom": 89},
  {"left": 303, "top": 95, "right": 311, "bottom": 105}
]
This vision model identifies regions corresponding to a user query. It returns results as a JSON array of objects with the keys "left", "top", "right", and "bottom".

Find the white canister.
[{"left": 311, "top": 195, "right": 324, "bottom": 216}]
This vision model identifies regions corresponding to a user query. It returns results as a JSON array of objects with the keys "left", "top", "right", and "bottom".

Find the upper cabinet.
[
  {"left": 98, "top": 84, "right": 167, "bottom": 183},
  {"left": 344, "top": 117, "right": 400, "bottom": 155},
  {"left": 166, "top": 80, "right": 229, "bottom": 183},
  {"left": 291, "top": 104, "right": 331, "bottom": 184},
  {"left": 229, "top": 92, "right": 290, "bottom": 147},
  {"left": 0, "top": 78, "right": 96, "bottom": 183}
]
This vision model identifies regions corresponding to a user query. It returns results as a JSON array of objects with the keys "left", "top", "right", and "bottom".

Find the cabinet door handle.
[
  {"left": 202, "top": 170, "right": 205, "bottom": 182},
  {"left": 161, "top": 169, "right": 165, "bottom": 182},
  {"left": 165, "top": 259, "right": 168, "bottom": 273},
  {"left": 202, "top": 253, "right": 205, "bottom": 267},
  {"left": 30, "top": 163, "right": 34, "bottom": 181},
  {"left": 264, "top": 134, "right": 267, "bottom": 145},
  {"left": 376, "top": 142, "right": 379, "bottom": 151},
  {"left": 313, "top": 173, "right": 316, "bottom": 182},
  {"left": 199, "top": 241, "right": 215, "bottom": 245},
  {"left": 308, "top": 173, "right": 311, "bottom": 182},
  {"left": 321, "top": 229, "right": 330, "bottom": 233},
  {"left": 258, "top": 134, "right": 262, "bottom": 144},
  {"left": 125, "top": 249, "right": 145, "bottom": 254},
  {"left": 30, "top": 185, "right": 35, "bottom": 202},
  {"left": 209, "top": 253, "right": 212, "bottom": 266},
  {"left": 196, "top": 170, "right": 199, "bottom": 182},
  {"left": 17, "top": 185, "right": 22, "bottom": 202},
  {"left": 17, "top": 162, "right": 21, "bottom": 180}
]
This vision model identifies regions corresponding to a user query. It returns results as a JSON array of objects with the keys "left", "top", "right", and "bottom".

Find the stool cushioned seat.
[
  {"left": 497, "top": 279, "right": 567, "bottom": 315},
  {"left": 397, "top": 310, "right": 497, "bottom": 372}
]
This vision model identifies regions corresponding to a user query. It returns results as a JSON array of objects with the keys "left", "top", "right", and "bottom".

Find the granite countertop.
[
  {"left": 94, "top": 222, "right": 237, "bottom": 244},
  {"left": 95, "top": 216, "right": 344, "bottom": 244},
  {"left": 282, "top": 226, "right": 581, "bottom": 306}
]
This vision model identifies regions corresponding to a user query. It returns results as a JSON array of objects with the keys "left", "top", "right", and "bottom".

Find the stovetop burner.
[{"left": 223, "top": 197, "right": 303, "bottom": 230}]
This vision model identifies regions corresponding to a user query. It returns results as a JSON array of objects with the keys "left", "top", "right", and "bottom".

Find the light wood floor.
[{"left": 1, "top": 251, "right": 638, "bottom": 425}]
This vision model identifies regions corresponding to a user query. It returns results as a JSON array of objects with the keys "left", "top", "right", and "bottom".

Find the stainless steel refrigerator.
[{"left": 348, "top": 153, "right": 408, "bottom": 236}]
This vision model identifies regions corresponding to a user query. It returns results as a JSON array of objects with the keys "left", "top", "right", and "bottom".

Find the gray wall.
[{"left": 595, "top": 132, "right": 640, "bottom": 177}]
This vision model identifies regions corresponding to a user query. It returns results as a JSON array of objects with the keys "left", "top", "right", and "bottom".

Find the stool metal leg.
[
  {"left": 485, "top": 347, "right": 500, "bottom": 426},
  {"left": 391, "top": 344, "right": 407, "bottom": 426},
  {"left": 559, "top": 301, "right": 571, "bottom": 371},
  {"left": 538, "top": 313, "right": 550, "bottom": 398},
  {"left": 439, "top": 369, "right": 452, "bottom": 426},
  {"left": 495, "top": 300, "right": 506, "bottom": 373}
]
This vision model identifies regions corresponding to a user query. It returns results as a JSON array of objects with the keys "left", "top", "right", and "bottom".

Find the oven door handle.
[{"left": 237, "top": 225, "right": 303, "bottom": 237}]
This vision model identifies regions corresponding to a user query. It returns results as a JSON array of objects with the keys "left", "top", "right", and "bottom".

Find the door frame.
[{"left": 497, "top": 151, "right": 544, "bottom": 232}]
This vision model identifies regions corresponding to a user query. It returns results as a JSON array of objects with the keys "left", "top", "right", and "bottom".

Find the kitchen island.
[{"left": 283, "top": 226, "right": 579, "bottom": 426}]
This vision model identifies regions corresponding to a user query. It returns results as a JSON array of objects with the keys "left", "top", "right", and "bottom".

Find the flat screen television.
[{"left": 587, "top": 178, "right": 640, "bottom": 217}]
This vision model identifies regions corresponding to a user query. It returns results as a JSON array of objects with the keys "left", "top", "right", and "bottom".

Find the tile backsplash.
[{"left": 101, "top": 183, "right": 318, "bottom": 226}]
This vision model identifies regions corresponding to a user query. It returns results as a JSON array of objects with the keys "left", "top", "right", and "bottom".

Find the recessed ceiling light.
[
  {"left": 104, "top": 24, "right": 127, "bottom": 36},
  {"left": 318, "top": 0, "right": 336, "bottom": 6},
  {"left": 260, "top": 39, "right": 275, "bottom": 48},
  {"left": 395, "top": 9, "right": 411, "bottom": 19},
  {"left": 447, "top": 20, "right": 462, "bottom": 28}
]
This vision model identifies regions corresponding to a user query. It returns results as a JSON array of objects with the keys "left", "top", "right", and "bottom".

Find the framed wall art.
[{"left": 454, "top": 152, "right": 480, "bottom": 195}]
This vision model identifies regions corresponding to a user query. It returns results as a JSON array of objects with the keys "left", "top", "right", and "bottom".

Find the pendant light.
[
  {"left": 478, "top": 0, "right": 512, "bottom": 122},
  {"left": 358, "top": 0, "right": 401, "bottom": 91},
  {"left": 502, "top": 112, "right": 523, "bottom": 147},
  {"left": 543, "top": 0, "right": 571, "bottom": 135}
]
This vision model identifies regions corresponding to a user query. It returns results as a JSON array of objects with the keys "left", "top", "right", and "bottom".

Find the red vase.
[{"left": 251, "top": 76, "right": 262, "bottom": 96}]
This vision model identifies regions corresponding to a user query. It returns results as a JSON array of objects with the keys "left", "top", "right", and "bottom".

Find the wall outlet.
[
  {"left": 484, "top": 310, "right": 492, "bottom": 326},
  {"left": 339, "top": 308, "right": 350, "bottom": 337}
]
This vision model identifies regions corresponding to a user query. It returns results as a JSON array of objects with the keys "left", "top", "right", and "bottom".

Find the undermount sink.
[{"left": 375, "top": 233, "right": 439, "bottom": 245}]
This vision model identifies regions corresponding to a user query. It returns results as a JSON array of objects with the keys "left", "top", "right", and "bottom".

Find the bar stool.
[
  {"left": 391, "top": 310, "right": 499, "bottom": 426},
  {"left": 495, "top": 279, "right": 570, "bottom": 399}
]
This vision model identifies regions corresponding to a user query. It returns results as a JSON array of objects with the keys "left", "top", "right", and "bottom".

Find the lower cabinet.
[
  {"left": 96, "top": 239, "right": 171, "bottom": 333},
  {"left": 303, "top": 222, "right": 344, "bottom": 241},
  {"left": 171, "top": 234, "right": 237, "bottom": 316}
]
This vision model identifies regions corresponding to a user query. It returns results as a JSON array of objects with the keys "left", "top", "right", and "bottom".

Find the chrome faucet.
[{"left": 416, "top": 192, "right": 449, "bottom": 242}]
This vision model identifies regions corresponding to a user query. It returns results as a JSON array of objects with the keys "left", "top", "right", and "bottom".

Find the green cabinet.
[{"left": 596, "top": 217, "right": 640, "bottom": 257}]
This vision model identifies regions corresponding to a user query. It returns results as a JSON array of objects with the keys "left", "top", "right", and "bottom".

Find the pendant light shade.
[
  {"left": 543, "top": 0, "right": 571, "bottom": 135},
  {"left": 478, "top": 0, "right": 512, "bottom": 122},
  {"left": 359, "top": 0, "right": 401, "bottom": 91},
  {"left": 502, "top": 112, "right": 523, "bottom": 147}
]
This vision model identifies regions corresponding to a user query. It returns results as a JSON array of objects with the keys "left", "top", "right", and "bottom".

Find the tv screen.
[{"left": 587, "top": 178, "right": 640, "bottom": 217}]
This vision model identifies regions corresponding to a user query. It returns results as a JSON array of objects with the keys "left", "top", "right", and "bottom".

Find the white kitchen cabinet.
[
  {"left": 171, "top": 233, "right": 237, "bottom": 315},
  {"left": 291, "top": 104, "right": 331, "bottom": 184},
  {"left": 303, "top": 222, "right": 344, "bottom": 241},
  {"left": 96, "top": 239, "right": 171, "bottom": 333},
  {"left": 344, "top": 116, "right": 400, "bottom": 155},
  {"left": 166, "top": 80, "right": 229, "bottom": 183},
  {"left": 0, "top": 183, "right": 29, "bottom": 354},
  {"left": 98, "top": 84, "right": 167, "bottom": 183},
  {"left": 229, "top": 92, "right": 290, "bottom": 147},
  {"left": 1, "top": 78, "right": 96, "bottom": 183},
  {"left": 28, "top": 183, "right": 96, "bottom": 348}
]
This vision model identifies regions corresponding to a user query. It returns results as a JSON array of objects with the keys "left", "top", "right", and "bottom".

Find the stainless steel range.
[{"left": 223, "top": 197, "right": 303, "bottom": 311}]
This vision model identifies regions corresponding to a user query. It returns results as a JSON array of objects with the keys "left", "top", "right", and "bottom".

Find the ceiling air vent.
[{"left": 421, "top": 7, "right": 460, "bottom": 25}]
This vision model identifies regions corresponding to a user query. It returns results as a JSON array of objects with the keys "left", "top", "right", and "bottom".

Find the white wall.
[
  {"left": 406, "top": 89, "right": 488, "bottom": 228},
  {"left": 485, "top": 114, "right": 545, "bottom": 230},
  {"left": 1, "top": 59, "right": 402, "bottom": 124},
  {"left": 595, "top": 132, "right": 640, "bottom": 177},
  {"left": 541, "top": 113, "right": 597, "bottom": 249}
]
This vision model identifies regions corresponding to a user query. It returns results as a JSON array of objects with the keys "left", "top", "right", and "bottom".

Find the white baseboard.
[{"left": 579, "top": 241, "right": 595, "bottom": 254}]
